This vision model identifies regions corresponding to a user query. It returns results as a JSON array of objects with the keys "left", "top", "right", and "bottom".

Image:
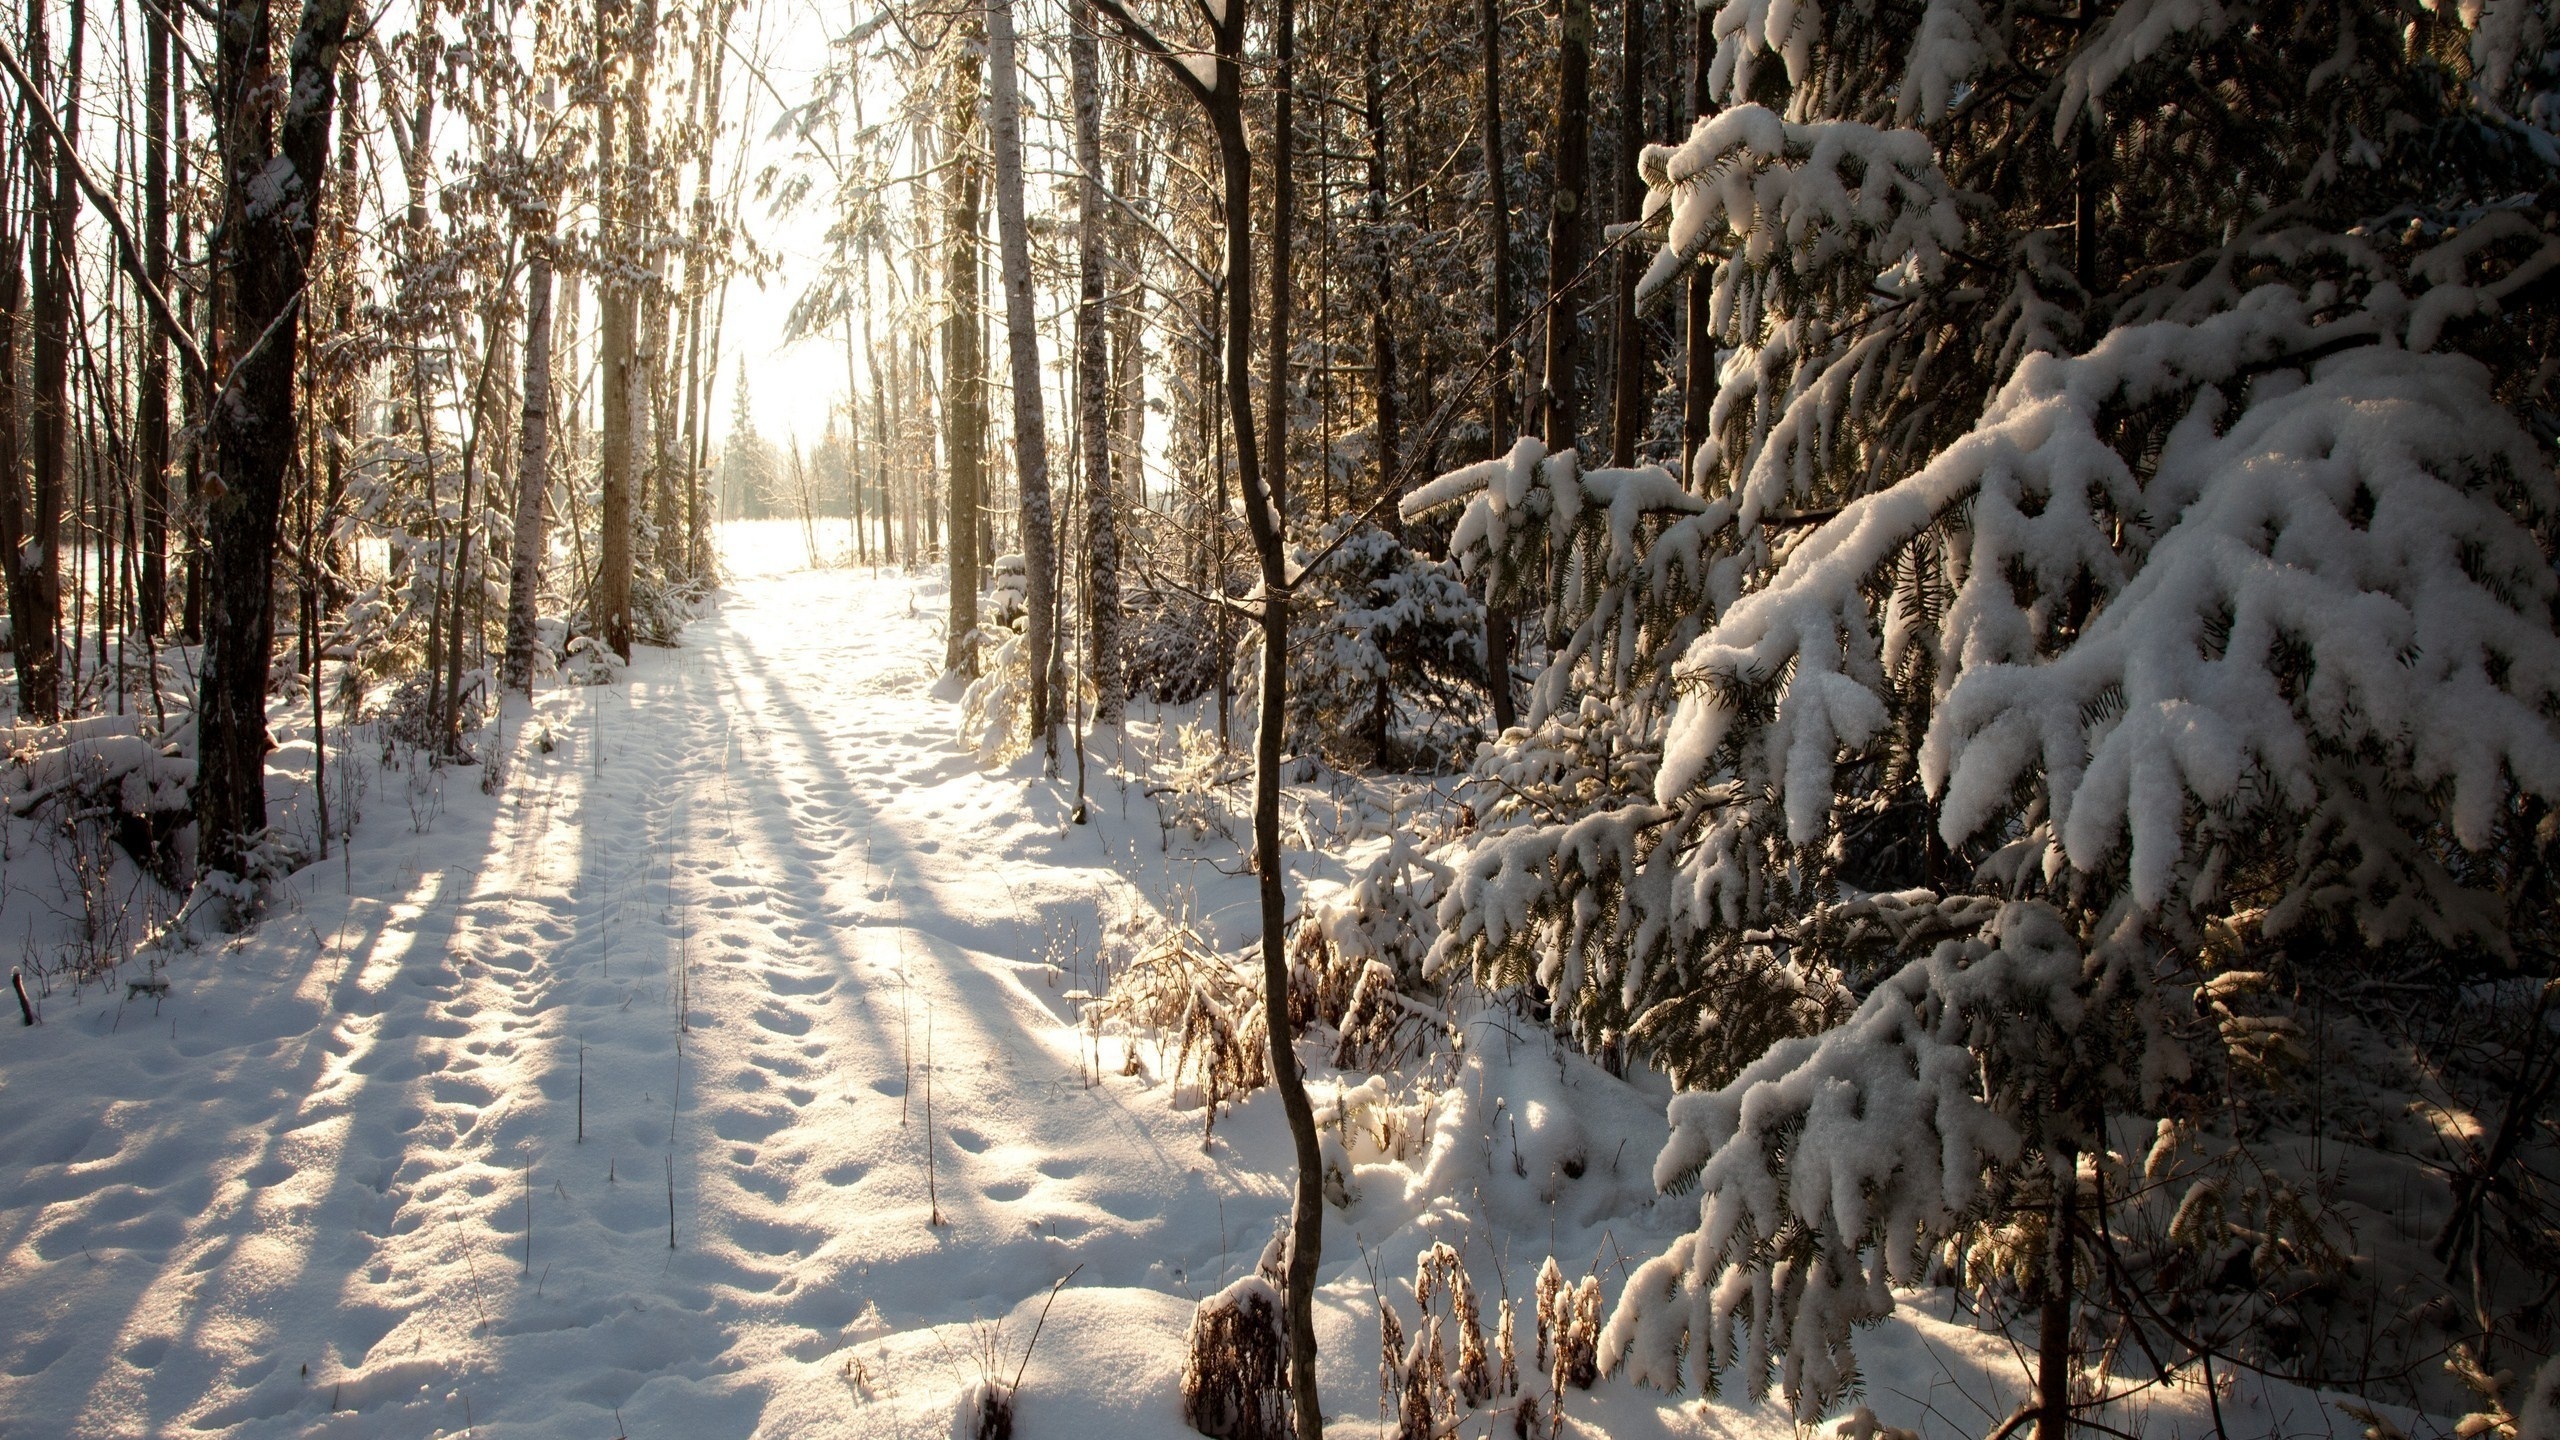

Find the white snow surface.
[{"left": 0, "top": 523, "right": 2397, "bottom": 1438}]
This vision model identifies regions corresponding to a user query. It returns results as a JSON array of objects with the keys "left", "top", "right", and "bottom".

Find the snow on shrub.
[
  {"left": 1598, "top": 901, "right": 2150, "bottom": 1418},
  {"left": 1276, "top": 520, "right": 1485, "bottom": 770},
  {"left": 1122, "top": 585, "right": 1224, "bottom": 705},
  {"left": 1181, "top": 1275, "right": 1290, "bottom": 1440}
]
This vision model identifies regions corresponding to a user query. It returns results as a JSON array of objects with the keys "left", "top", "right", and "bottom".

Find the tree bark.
[
  {"left": 178, "top": 48, "right": 201, "bottom": 645},
  {"left": 1362, "top": 14, "right": 1396, "bottom": 529},
  {"left": 942, "top": 25, "right": 985, "bottom": 678},
  {"left": 642, "top": 0, "right": 682, "bottom": 586},
  {"left": 504, "top": 249, "right": 555, "bottom": 695},
  {"left": 2037, "top": 1148, "right": 2079, "bottom": 1440},
  {"left": 1544, "top": 0, "right": 1592, "bottom": 455},
  {"left": 196, "top": 0, "right": 359, "bottom": 878},
  {"left": 682, "top": 10, "right": 727, "bottom": 584},
  {"left": 1478, "top": 0, "right": 1518, "bottom": 734},
  {"left": 595, "top": 0, "right": 636, "bottom": 660},
  {"left": 1609, "top": 0, "right": 1646, "bottom": 467},
  {"left": 1269, "top": 0, "right": 1297, "bottom": 527},
  {"left": 1681, "top": 3, "right": 1715, "bottom": 485},
  {"left": 1070, "top": 1, "right": 1121, "bottom": 726},
  {"left": 985, "top": 0, "right": 1058, "bottom": 765},
  {"left": 861, "top": 228, "right": 895, "bottom": 568},
  {"left": 18, "top": 0, "right": 80, "bottom": 724},
  {"left": 0, "top": 216, "right": 22, "bottom": 703},
  {"left": 1109, "top": 144, "right": 1149, "bottom": 596},
  {"left": 139, "top": 0, "right": 170, "bottom": 636}
]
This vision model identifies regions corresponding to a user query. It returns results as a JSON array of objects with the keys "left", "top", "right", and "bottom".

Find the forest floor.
[{"left": 0, "top": 523, "right": 2391, "bottom": 1439}]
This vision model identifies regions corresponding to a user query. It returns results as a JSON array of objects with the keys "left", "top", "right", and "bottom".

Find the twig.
[
  {"left": 926, "top": 1003, "right": 942, "bottom": 1226},
  {"left": 1011, "top": 1264, "right": 1087, "bottom": 1394},
  {"left": 0, "top": 32, "right": 209, "bottom": 385}
]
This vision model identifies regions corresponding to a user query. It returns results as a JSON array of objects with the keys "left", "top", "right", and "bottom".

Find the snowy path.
[
  {"left": 0, "top": 529, "right": 2100, "bottom": 1440},
  {"left": 0, "top": 540, "right": 1305, "bottom": 1438}
]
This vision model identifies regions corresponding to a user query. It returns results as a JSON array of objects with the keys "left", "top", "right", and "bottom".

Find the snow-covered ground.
[{"left": 0, "top": 523, "right": 2389, "bottom": 1439}]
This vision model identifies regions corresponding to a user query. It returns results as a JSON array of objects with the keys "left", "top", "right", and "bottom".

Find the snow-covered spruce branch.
[
  {"left": 1659, "top": 294, "right": 2560, "bottom": 933},
  {"left": 1600, "top": 900, "right": 2166, "bottom": 1422}
]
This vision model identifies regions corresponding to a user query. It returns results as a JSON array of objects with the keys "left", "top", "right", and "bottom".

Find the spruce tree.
[{"left": 1411, "top": 2, "right": 2560, "bottom": 1422}]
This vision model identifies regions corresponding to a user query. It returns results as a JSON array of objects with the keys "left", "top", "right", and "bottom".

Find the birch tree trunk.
[
  {"left": 985, "top": 0, "right": 1058, "bottom": 764},
  {"left": 504, "top": 248, "right": 555, "bottom": 695},
  {"left": 1069, "top": 1, "right": 1120, "bottom": 725},
  {"left": 197, "top": 0, "right": 358, "bottom": 879}
]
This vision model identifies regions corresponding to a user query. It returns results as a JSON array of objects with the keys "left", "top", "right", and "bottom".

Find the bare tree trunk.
[
  {"left": 681, "top": 10, "right": 726, "bottom": 584},
  {"left": 1070, "top": 0, "right": 1121, "bottom": 726},
  {"left": 1681, "top": 3, "right": 1714, "bottom": 484},
  {"left": 19, "top": 0, "right": 81, "bottom": 724},
  {"left": 177, "top": 45, "right": 201, "bottom": 645},
  {"left": 2038, "top": 1150, "right": 2078, "bottom": 1440},
  {"left": 942, "top": 28, "right": 985, "bottom": 677},
  {"left": 0, "top": 208, "right": 24, "bottom": 712},
  {"left": 1269, "top": 0, "right": 1297, "bottom": 526},
  {"left": 1608, "top": 0, "right": 1646, "bottom": 467},
  {"left": 504, "top": 248, "right": 555, "bottom": 695},
  {"left": 1478, "top": 0, "right": 1517, "bottom": 734},
  {"left": 855, "top": 317, "right": 875, "bottom": 561},
  {"left": 595, "top": 0, "right": 634, "bottom": 660},
  {"left": 197, "top": 0, "right": 358, "bottom": 879},
  {"left": 861, "top": 231, "right": 895, "bottom": 570},
  {"left": 1108, "top": 144, "right": 1148, "bottom": 597},
  {"left": 1085, "top": 3, "right": 1325, "bottom": 1431},
  {"left": 985, "top": 0, "right": 1058, "bottom": 765},
  {"left": 1544, "top": 0, "right": 1591, "bottom": 455},
  {"left": 632, "top": 0, "right": 677, "bottom": 592},
  {"left": 138, "top": 0, "right": 169, "bottom": 637},
  {"left": 1361, "top": 15, "right": 1395, "bottom": 529}
]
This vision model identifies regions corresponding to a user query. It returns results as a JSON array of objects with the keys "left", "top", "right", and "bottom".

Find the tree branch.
[
  {"left": 1084, "top": 0, "right": 1213, "bottom": 108},
  {"left": 0, "top": 31, "right": 211, "bottom": 389}
]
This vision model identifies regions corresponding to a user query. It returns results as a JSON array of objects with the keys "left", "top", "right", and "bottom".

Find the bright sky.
[{"left": 716, "top": 0, "right": 847, "bottom": 452}]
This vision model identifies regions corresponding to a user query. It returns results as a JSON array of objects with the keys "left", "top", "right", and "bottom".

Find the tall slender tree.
[
  {"left": 1542, "top": 0, "right": 1591, "bottom": 455},
  {"left": 18, "top": 0, "right": 80, "bottom": 723},
  {"left": 1085, "top": 1, "right": 1328, "bottom": 1431},
  {"left": 595, "top": 0, "right": 637, "bottom": 660},
  {"left": 137, "top": 0, "right": 170, "bottom": 636},
  {"left": 504, "top": 233, "right": 557, "bottom": 695},
  {"left": 1069, "top": 0, "right": 1121, "bottom": 726},
  {"left": 985, "top": 0, "right": 1058, "bottom": 762},
  {"left": 1361, "top": 15, "right": 1395, "bottom": 521},
  {"left": 1607, "top": 0, "right": 1645, "bottom": 467},
  {"left": 941, "top": 20, "right": 986, "bottom": 678},
  {"left": 1678, "top": 1, "right": 1713, "bottom": 482},
  {"left": 1477, "top": 0, "right": 1517, "bottom": 734}
]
